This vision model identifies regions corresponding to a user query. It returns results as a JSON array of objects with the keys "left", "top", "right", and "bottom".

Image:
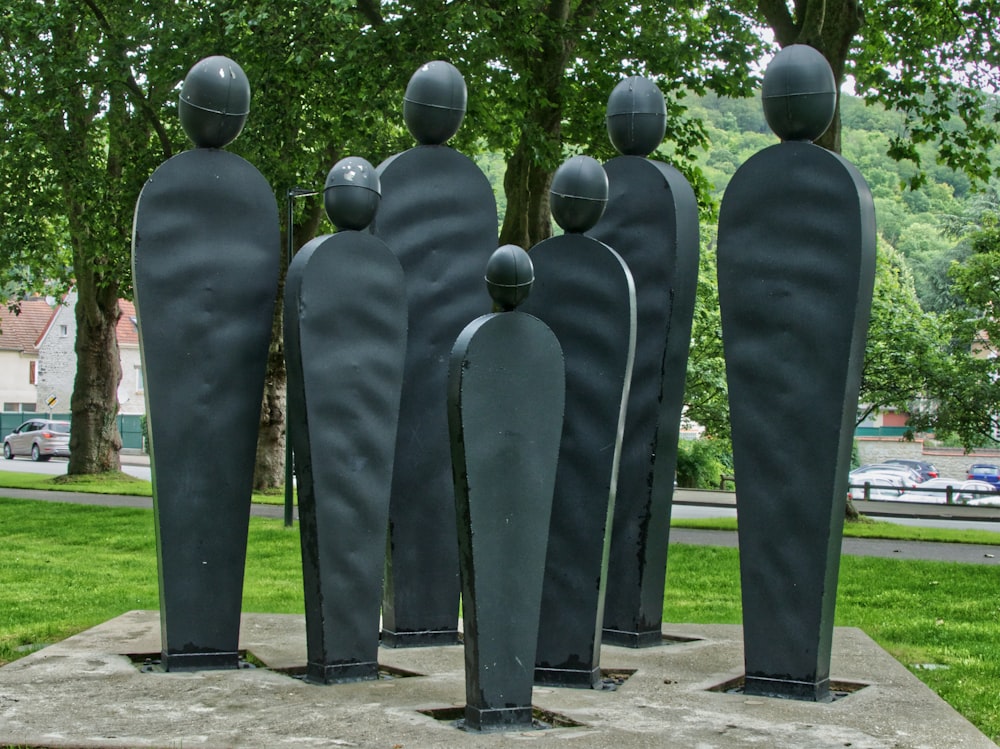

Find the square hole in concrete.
[
  {"left": 418, "top": 705, "right": 585, "bottom": 731},
  {"left": 662, "top": 633, "right": 704, "bottom": 645},
  {"left": 125, "top": 651, "right": 260, "bottom": 673},
  {"left": 125, "top": 652, "right": 421, "bottom": 681},
  {"left": 707, "top": 675, "right": 869, "bottom": 702}
]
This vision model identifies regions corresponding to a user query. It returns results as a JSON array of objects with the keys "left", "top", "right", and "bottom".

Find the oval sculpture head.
[
  {"left": 324, "top": 157, "right": 381, "bottom": 231},
  {"left": 402, "top": 61, "right": 468, "bottom": 146},
  {"left": 606, "top": 76, "right": 667, "bottom": 157},
  {"left": 761, "top": 44, "right": 837, "bottom": 143},
  {"left": 486, "top": 244, "right": 534, "bottom": 311},
  {"left": 178, "top": 56, "right": 251, "bottom": 149},
  {"left": 549, "top": 155, "right": 609, "bottom": 234}
]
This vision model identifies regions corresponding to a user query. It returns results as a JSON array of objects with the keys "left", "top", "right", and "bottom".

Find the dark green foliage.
[{"left": 674, "top": 437, "right": 731, "bottom": 489}]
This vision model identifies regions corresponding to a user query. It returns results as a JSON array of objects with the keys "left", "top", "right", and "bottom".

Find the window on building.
[
  {"left": 28, "top": 360, "right": 37, "bottom": 385},
  {"left": 135, "top": 366, "right": 144, "bottom": 393},
  {"left": 59, "top": 324, "right": 68, "bottom": 337},
  {"left": 3, "top": 402, "right": 17, "bottom": 412}
]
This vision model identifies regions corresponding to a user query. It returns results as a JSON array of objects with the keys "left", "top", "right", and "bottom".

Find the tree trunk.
[
  {"left": 498, "top": 0, "right": 596, "bottom": 250},
  {"left": 499, "top": 142, "right": 555, "bottom": 249},
  {"left": 760, "top": 0, "right": 863, "bottom": 155},
  {"left": 253, "top": 295, "right": 287, "bottom": 491},
  {"left": 253, "top": 199, "right": 326, "bottom": 490},
  {"left": 68, "top": 271, "right": 122, "bottom": 475}
]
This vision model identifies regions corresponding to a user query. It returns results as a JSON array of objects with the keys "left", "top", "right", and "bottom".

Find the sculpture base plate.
[
  {"left": 601, "top": 627, "right": 664, "bottom": 648},
  {"left": 533, "top": 665, "right": 602, "bottom": 689},
  {"left": 743, "top": 674, "right": 833, "bottom": 703},
  {"left": 161, "top": 649, "right": 240, "bottom": 672},
  {"left": 306, "top": 659, "right": 379, "bottom": 685},
  {"left": 380, "top": 627, "right": 461, "bottom": 648},
  {"left": 463, "top": 704, "right": 533, "bottom": 732}
]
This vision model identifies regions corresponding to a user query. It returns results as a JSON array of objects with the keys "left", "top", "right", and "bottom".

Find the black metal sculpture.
[
  {"left": 370, "top": 61, "right": 498, "bottom": 647},
  {"left": 590, "top": 76, "right": 700, "bottom": 648},
  {"left": 284, "top": 158, "right": 407, "bottom": 684},
  {"left": 132, "top": 56, "right": 280, "bottom": 670},
  {"left": 449, "top": 245, "right": 564, "bottom": 731},
  {"left": 717, "top": 45, "right": 876, "bottom": 702},
  {"left": 521, "top": 156, "right": 637, "bottom": 688}
]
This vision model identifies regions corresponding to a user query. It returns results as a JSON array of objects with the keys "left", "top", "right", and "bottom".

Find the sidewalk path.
[
  {"left": 670, "top": 527, "right": 999, "bottom": 565},
  {"left": 3, "top": 488, "right": 998, "bottom": 565}
]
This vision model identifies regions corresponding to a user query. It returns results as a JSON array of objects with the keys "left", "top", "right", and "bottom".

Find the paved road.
[
  {"left": 0, "top": 454, "right": 151, "bottom": 482},
  {"left": 2, "top": 485, "right": 997, "bottom": 565},
  {"left": 669, "top": 527, "right": 999, "bottom": 565}
]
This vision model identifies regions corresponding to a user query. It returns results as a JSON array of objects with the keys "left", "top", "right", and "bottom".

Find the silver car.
[{"left": 3, "top": 419, "right": 71, "bottom": 461}]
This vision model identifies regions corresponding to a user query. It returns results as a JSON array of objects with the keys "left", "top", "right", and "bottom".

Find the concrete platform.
[{"left": 2, "top": 613, "right": 996, "bottom": 748}]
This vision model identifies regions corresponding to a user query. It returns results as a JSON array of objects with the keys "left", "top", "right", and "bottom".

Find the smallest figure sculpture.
[
  {"left": 448, "top": 245, "right": 565, "bottom": 731},
  {"left": 284, "top": 157, "right": 407, "bottom": 684}
]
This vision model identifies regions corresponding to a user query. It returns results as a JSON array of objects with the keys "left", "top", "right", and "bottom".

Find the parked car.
[
  {"left": 901, "top": 478, "right": 997, "bottom": 504},
  {"left": 955, "top": 480, "right": 998, "bottom": 504},
  {"left": 966, "top": 463, "right": 1000, "bottom": 486},
  {"left": 2, "top": 419, "right": 71, "bottom": 462},
  {"left": 964, "top": 491, "right": 1000, "bottom": 507},
  {"left": 884, "top": 458, "right": 938, "bottom": 481},
  {"left": 848, "top": 474, "right": 905, "bottom": 501},
  {"left": 850, "top": 464, "right": 923, "bottom": 487}
]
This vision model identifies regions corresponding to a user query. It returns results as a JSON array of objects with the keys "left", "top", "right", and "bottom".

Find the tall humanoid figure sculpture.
[
  {"left": 589, "top": 76, "right": 700, "bottom": 648},
  {"left": 132, "top": 56, "right": 280, "bottom": 670},
  {"left": 521, "top": 155, "right": 637, "bottom": 688},
  {"left": 284, "top": 157, "right": 407, "bottom": 684},
  {"left": 449, "top": 245, "right": 564, "bottom": 731},
  {"left": 370, "top": 61, "right": 498, "bottom": 647},
  {"left": 717, "top": 45, "right": 876, "bottom": 702}
]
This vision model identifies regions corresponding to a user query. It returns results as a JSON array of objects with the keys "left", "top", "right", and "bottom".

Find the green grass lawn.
[{"left": 0, "top": 470, "right": 292, "bottom": 506}]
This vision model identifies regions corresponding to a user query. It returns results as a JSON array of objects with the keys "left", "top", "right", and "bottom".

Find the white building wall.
[
  {"left": 117, "top": 345, "right": 145, "bottom": 415},
  {"left": 0, "top": 351, "right": 38, "bottom": 410},
  {"left": 34, "top": 299, "right": 77, "bottom": 414},
  {"left": 35, "top": 292, "right": 146, "bottom": 417}
]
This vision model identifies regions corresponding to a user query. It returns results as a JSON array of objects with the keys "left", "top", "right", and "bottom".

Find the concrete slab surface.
[{"left": 0, "top": 611, "right": 995, "bottom": 748}]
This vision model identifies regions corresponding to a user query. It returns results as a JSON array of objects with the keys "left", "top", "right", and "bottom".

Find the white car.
[
  {"left": 848, "top": 473, "right": 906, "bottom": 501},
  {"left": 956, "top": 481, "right": 999, "bottom": 506},
  {"left": 851, "top": 464, "right": 923, "bottom": 487},
  {"left": 900, "top": 478, "right": 998, "bottom": 505}
]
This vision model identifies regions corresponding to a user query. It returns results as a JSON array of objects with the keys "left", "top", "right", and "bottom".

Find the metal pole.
[
  {"left": 284, "top": 187, "right": 320, "bottom": 527},
  {"left": 285, "top": 189, "right": 295, "bottom": 527}
]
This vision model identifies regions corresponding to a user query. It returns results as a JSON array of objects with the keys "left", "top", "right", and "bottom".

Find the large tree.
[
  {"left": 1, "top": 0, "right": 193, "bottom": 473},
  {"left": 5, "top": 0, "right": 999, "bottom": 482},
  {"left": 1, "top": 0, "right": 415, "bottom": 480},
  {"left": 919, "top": 210, "right": 1000, "bottom": 447},
  {"left": 858, "top": 240, "right": 946, "bottom": 425}
]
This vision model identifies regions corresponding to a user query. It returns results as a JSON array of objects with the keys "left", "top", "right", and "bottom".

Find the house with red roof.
[
  {"left": 0, "top": 297, "right": 57, "bottom": 413},
  {"left": 31, "top": 290, "right": 144, "bottom": 416},
  {"left": 0, "top": 290, "right": 143, "bottom": 418}
]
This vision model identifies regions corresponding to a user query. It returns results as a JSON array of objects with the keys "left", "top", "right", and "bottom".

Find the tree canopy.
[{"left": 3, "top": 0, "right": 1000, "bottom": 475}]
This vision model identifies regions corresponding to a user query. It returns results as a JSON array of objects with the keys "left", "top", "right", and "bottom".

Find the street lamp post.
[{"left": 284, "top": 187, "right": 320, "bottom": 527}]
